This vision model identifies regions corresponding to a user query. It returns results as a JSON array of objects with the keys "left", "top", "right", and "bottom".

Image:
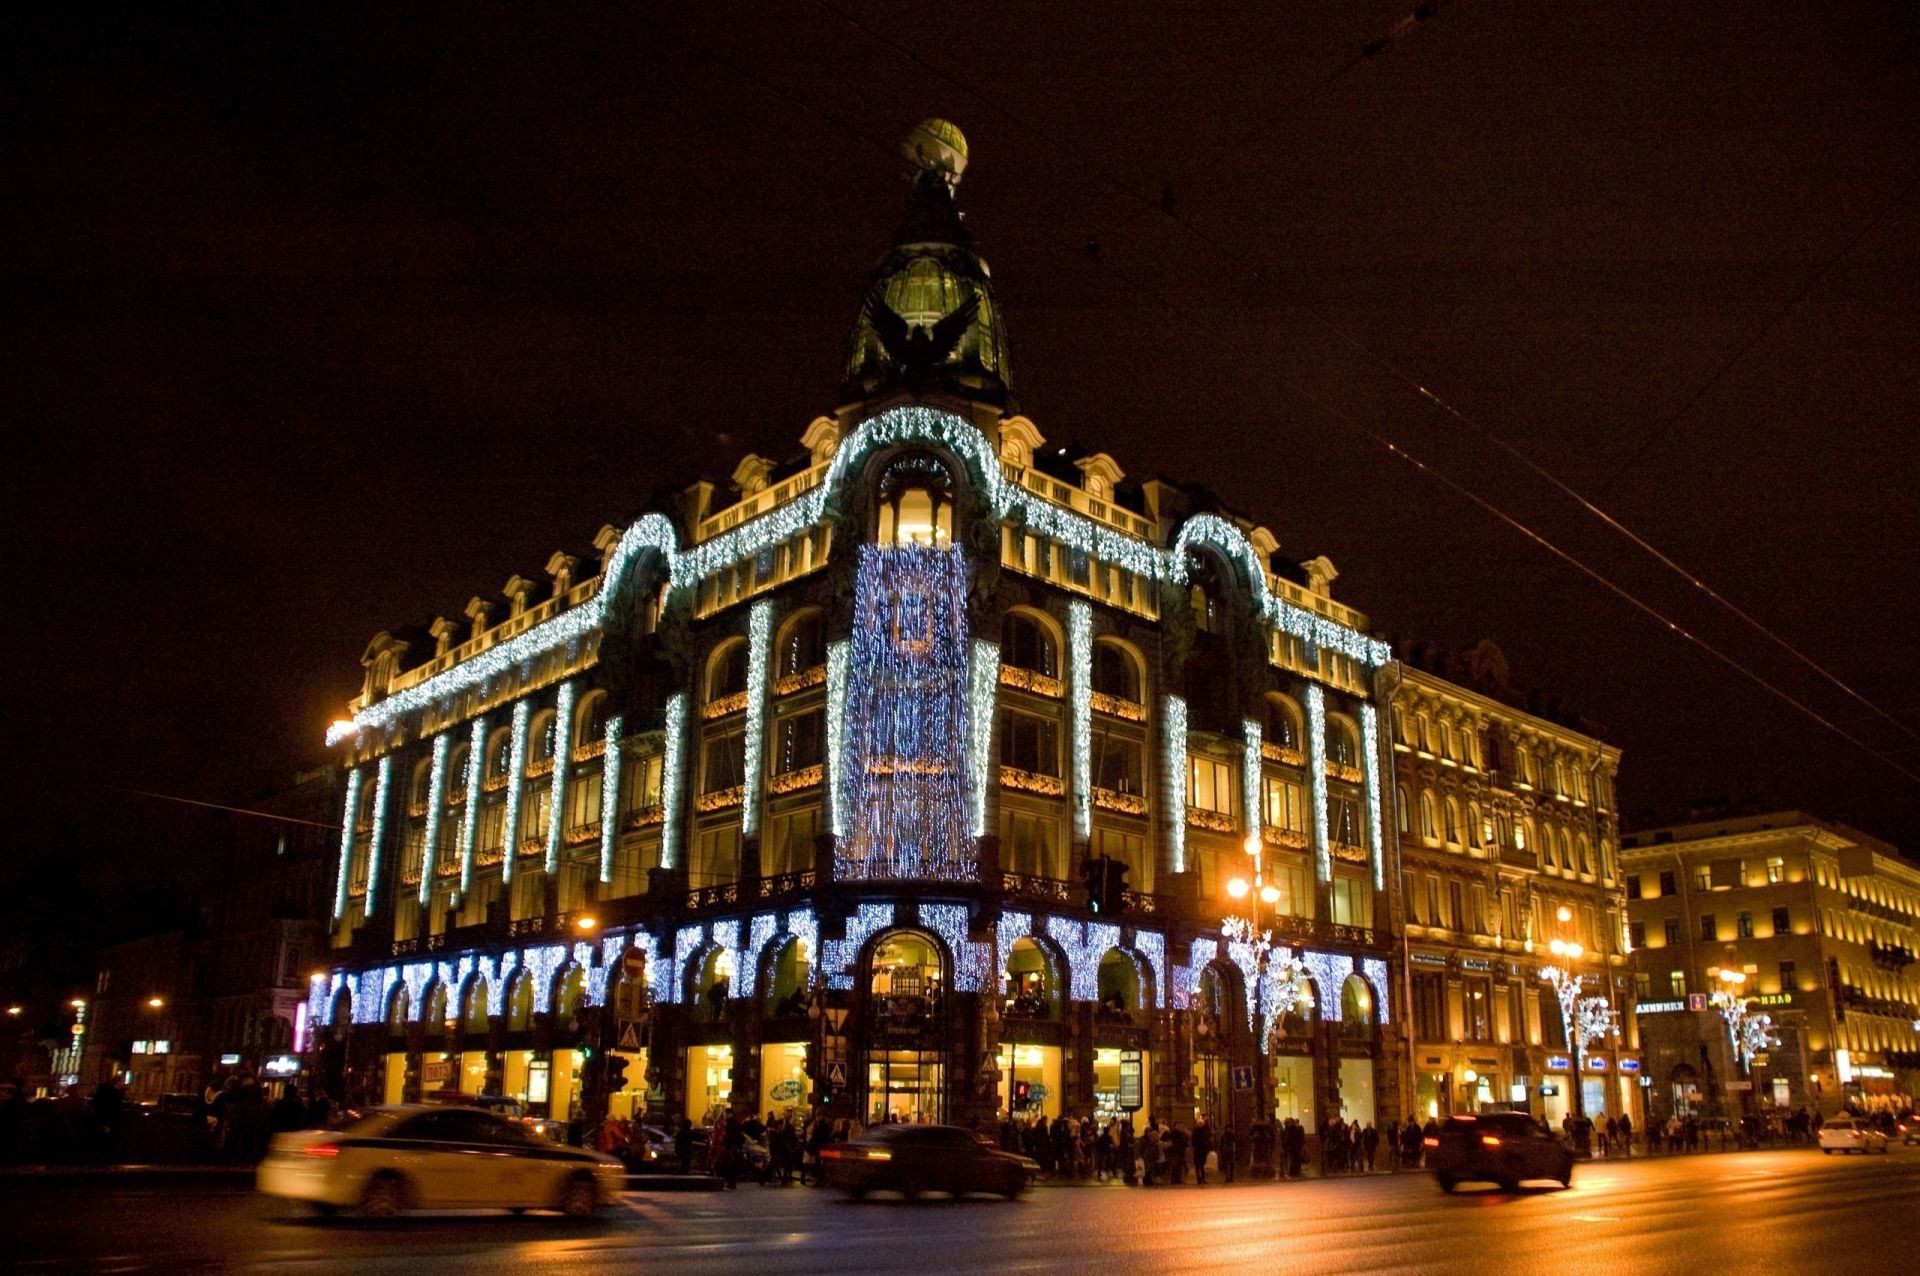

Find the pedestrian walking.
[
  {"left": 1218, "top": 1124, "right": 1236, "bottom": 1183},
  {"left": 1191, "top": 1116, "right": 1213, "bottom": 1185}
]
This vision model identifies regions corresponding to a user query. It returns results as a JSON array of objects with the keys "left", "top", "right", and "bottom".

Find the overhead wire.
[{"left": 801, "top": 0, "right": 1920, "bottom": 761}]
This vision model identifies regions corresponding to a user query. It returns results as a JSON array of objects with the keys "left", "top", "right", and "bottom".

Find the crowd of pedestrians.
[{"left": 0, "top": 1074, "right": 337, "bottom": 1166}]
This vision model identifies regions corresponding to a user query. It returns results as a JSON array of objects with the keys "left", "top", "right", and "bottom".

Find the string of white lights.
[
  {"left": 1305, "top": 686, "right": 1331, "bottom": 883},
  {"left": 1241, "top": 717, "right": 1263, "bottom": 848},
  {"left": 1164, "top": 695, "right": 1188, "bottom": 873},
  {"left": 544, "top": 681, "right": 578, "bottom": 874},
  {"left": 332, "top": 765, "right": 364, "bottom": 920},
  {"left": 418, "top": 732, "right": 452, "bottom": 906},
  {"left": 741, "top": 601, "right": 773, "bottom": 838},
  {"left": 659, "top": 693, "right": 687, "bottom": 870},
  {"left": 1359, "top": 702, "right": 1385, "bottom": 891},
  {"left": 500, "top": 700, "right": 530, "bottom": 884},
  {"left": 363, "top": 755, "right": 393, "bottom": 919},
  {"left": 966, "top": 639, "right": 999, "bottom": 838},
  {"left": 458, "top": 716, "right": 486, "bottom": 894},
  {"left": 1068, "top": 601, "right": 1092, "bottom": 841},
  {"left": 598, "top": 714, "right": 624, "bottom": 884},
  {"left": 824, "top": 641, "right": 850, "bottom": 837}
]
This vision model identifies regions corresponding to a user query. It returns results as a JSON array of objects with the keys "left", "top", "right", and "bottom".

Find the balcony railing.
[
  {"left": 622, "top": 804, "right": 665, "bottom": 831},
  {"left": 775, "top": 665, "right": 828, "bottom": 696},
  {"left": 1089, "top": 691, "right": 1146, "bottom": 722},
  {"left": 564, "top": 822, "right": 600, "bottom": 847},
  {"left": 757, "top": 870, "right": 817, "bottom": 899},
  {"left": 702, "top": 690, "right": 750, "bottom": 719},
  {"left": 1001, "top": 766, "right": 1065, "bottom": 798},
  {"left": 1092, "top": 787, "right": 1148, "bottom": 816},
  {"left": 696, "top": 785, "right": 745, "bottom": 813},
  {"left": 770, "top": 764, "right": 824, "bottom": 794},
  {"left": 999, "top": 664, "right": 1064, "bottom": 698}
]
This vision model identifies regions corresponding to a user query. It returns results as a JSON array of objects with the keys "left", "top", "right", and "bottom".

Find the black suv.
[{"left": 1427, "top": 1112, "right": 1574, "bottom": 1192}]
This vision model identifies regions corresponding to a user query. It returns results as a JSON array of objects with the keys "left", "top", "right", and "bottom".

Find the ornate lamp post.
[
  {"left": 1710, "top": 968, "right": 1776, "bottom": 1115},
  {"left": 1223, "top": 833, "right": 1308, "bottom": 1177},
  {"left": 1538, "top": 907, "right": 1617, "bottom": 1125}
]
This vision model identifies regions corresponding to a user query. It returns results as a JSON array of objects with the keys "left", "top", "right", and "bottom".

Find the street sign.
[
  {"left": 825, "top": 1007, "right": 849, "bottom": 1032},
  {"left": 1686, "top": 993, "right": 1707, "bottom": 1012},
  {"left": 617, "top": 1021, "right": 642, "bottom": 1051},
  {"left": 827, "top": 1061, "right": 848, "bottom": 1088},
  {"left": 1725, "top": 1080, "right": 1753, "bottom": 1091},
  {"left": 622, "top": 947, "right": 647, "bottom": 980},
  {"left": 1231, "top": 1066, "right": 1253, "bottom": 1092}
]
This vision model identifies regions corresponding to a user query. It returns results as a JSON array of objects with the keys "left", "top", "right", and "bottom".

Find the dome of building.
[{"left": 844, "top": 121, "right": 1012, "bottom": 407}]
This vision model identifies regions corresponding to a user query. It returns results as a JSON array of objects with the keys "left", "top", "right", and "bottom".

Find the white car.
[
  {"left": 1817, "top": 1120, "right": 1890, "bottom": 1155},
  {"left": 258, "top": 1104, "right": 626, "bottom": 1217}
]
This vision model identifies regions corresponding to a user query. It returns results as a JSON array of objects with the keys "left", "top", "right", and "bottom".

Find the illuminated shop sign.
[{"left": 1546, "top": 1055, "right": 1571, "bottom": 1072}]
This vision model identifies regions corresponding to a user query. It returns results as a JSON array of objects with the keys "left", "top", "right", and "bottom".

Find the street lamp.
[
  {"left": 146, "top": 996, "right": 166, "bottom": 1010},
  {"left": 575, "top": 914, "right": 599, "bottom": 932},
  {"left": 1539, "top": 915, "right": 1616, "bottom": 1128},
  {"left": 1222, "top": 832, "right": 1307, "bottom": 1177}
]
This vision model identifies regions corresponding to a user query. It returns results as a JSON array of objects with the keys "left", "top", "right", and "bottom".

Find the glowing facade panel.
[
  {"left": 500, "top": 700, "right": 531, "bottom": 884},
  {"left": 741, "top": 600, "right": 773, "bottom": 837},
  {"left": 659, "top": 693, "right": 687, "bottom": 869},
  {"left": 1305, "top": 685, "right": 1330, "bottom": 883},
  {"left": 598, "top": 714, "right": 623, "bottom": 883},
  {"left": 363, "top": 755, "right": 394, "bottom": 918},
  {"left": 333, "top": 765, "right": 364, "bottom": 920},
  {"left": 543, "top": 681, "right": 578, "bottom": 874},
  {"left": 458, "top": 716, "right": 486, "bottom": 893},
  {"left": 1164, "top": 695, "right": 1188, "bottom": 873},
  {"left": 1068, "top": 600, "right": 1092, "bottom": 840},
  {"left": 967, "top": 639, "right": 999, "bottom": 838}
]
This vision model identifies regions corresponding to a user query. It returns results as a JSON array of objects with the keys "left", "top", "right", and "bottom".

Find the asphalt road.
[{"left": 7, "top": 1147, "right": 1916, "bottom": 1275}]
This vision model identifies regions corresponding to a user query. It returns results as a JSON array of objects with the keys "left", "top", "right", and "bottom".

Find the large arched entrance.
[{"left": 863, "top": 930, "right": 947, "bottom": 1123}]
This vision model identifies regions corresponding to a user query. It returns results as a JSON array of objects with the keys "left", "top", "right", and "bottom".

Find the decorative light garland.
[
  {"left": 1164, "top": 695, "right": 1188, "bottom": 873},
  {"left": 598, "top": 714, "right": 623, "bottom": 883},
  {"left": 1068, "top": 601, "right": 1093, "bottom": 841},
  {"left": 785, "top": 910, "right": 818, "bottom": 980},
  {"left": 1361, "top": 956, "right": 1392, "bottom": 1025},
  {"left": 488, "top": 951, "right": 519, "bottom": 1016},
  {"left": 543, "top": 682, "right": 578, "bottom": 874},
  {"left": 825, "top": 641, "right": 850, "bottom": 837},
  {"left": 1241, "top": 718, "right": 1263, "bottom": 847},
  {"left": 1256, "top": 950, "right": 1309, "bottom": 1043},
  {"left": 838, "top": 546, "right": 973, "bottom": 882},
  {"left": 919, "top": 902, "right": 990, "bottom": 992},
  {"left": 1174, "top": 937, "right": 1217, "bottom": 1011},
  {"left": 1305, "top": 686, "right": 1331, "bottom": 883},
  {"left": 1132, "top": 931, "right": 1168, "bottom": 1008},
  {"left": 418, "top": 733, "right": 452, "bottom": 906},
  {"left": 824, "top": 902, "right": 896, "bottom": 991},
  {"left": 458, "top": 716, "right": 486, "bottom": 893},
  {"left": 1221, "top": 936, "right": 1264, "bottom": 1028},
  {"left": 333, "top": 765, "right": 364, "bottom": 920},
  {"left": 671, "top": 924, "right": 705, "bottom": 1005},
  {"left": 332, "top": 407, "right": 1387, "bottom": 767},
  {"left": 352, "top": 969, "right": 393, "bottom": 1026},
  {"left": 741, "top": 601, "right": 772, "bottom": 838},
  {"left": 1299, "top": 949, "right": 1352, "bottom": 1021},
  {"left": 737, "top": 913, "right": 780, "bottom": 1001},
  {"left": 521, "top": 945, "right": 567, "bottom": 1014},
  {"left": 996, "top": 910, "right": 1033, "bottom": 980},
  {"left": 400, "top": 961, "right": 434, "bottom": 1022},
  {"left": 500, "top": 700, "right": 531, "bottom": 884},
  {"left": 1044, "top": 916, "right": 1120, "bottom": 1002},
  {"left": 659, "top": 693, "right": 687, "bottom": 869},
  {"left": 967, "top": 640, "right": 999, "bottom": 838},
  {"left": 1359, "top": 703, "right": 1385, "bottom": 891},
  {"left": 363, "top": 755, "right": 394, "bottom": 918}
]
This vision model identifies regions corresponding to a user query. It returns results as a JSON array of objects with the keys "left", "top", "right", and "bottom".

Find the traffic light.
[
  {"left": 1013, "top": 1080, "right": 1032, "bottom": 1111},
  {"left": 1082, "top": 855, "right": 1129, "bottom": 915},
  {"left": 614, "top": 1056, "right": 642, "bottom": 1092}
]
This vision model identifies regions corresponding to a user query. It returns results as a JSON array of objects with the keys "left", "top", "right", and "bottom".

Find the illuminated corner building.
[
  {"left": 1621, "top": 811, "right": 1920, "bottom": 1120},
  {"left": 309, "top": 121, "right": 1403, "bottom": 1140},
  {"left": 1388, "top": 644, "right": 1639, "bottom": 1129}
]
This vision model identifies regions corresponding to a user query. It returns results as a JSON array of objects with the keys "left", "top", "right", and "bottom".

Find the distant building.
[
  {"left": 1622, "top": 810, "right": 1920, "bottom": 1119},
  {"left": 79, "top": 766, "right": 340, "bottom": 1100},
  {"left": 1390, "top": 643, "right": 1638, "bottom": 1129}
]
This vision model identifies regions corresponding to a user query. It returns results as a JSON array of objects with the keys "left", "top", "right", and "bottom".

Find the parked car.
[
  {"left": 818, "top": 1124, "right": 1037, "bottom": 1200},
  {"left": 1892, "top": 1114, "right": 1920, "bottom": 1146},
  {"left": 1818, "top": 1120, "right": 1890, "bottom": 1154},
  {"left": 1426, "top": 1112, "right": 1574, "bottom": 1192},
  {"left": 257, "top": 1104, "right": 625, "bottom": 1217}
]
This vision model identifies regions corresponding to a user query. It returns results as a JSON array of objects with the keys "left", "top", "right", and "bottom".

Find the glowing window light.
[
  {"left": 1360, "top": 703, "right": 1385, "bottom": 891},
  {"left": 825, "top": 641, "right": 851, "bottom": 837},
  {"left": 1164, "top": 695, "right": 1189, "bottom": 873},
  {"left": 598, "top": 714, "right": 623, "bottom": 883},
  {"left": 417, "top": 732, "right": 452, "bottom": 906},
  {"left": 1241, "top": 718, "right": 1262, "bottom": 847},
  {"left": 967, "top": 639, "right": 999, "bottom": 838},
  {"left": 1300, "top": 949, "right": 1352, "bottom": 1022},
  {"left": 363, "top": 755, "right": 394, "bottom": 919},
  {"left": 741, "top": 601, "right": 773, "bottom": 837},
  {"left": 458, "top": 716, "right": 486, "bottom": 893},
  {"left": 837, "top": 546, "right": 973, "bottom": 882},
  {"left": 1305, "top": 686, "right": 1330, "bottom": 883},
  {"left": 543, "top": 681, "right": 578, "bottom": 874},
  {"left": 1068, "top": 601, "right": 1093, "bottom": 840},
  {"left": 659, "top": 693, "right": 687, "bottom": 870},
  {"left": 500, "top": 700, "right": 531, "bottom": 884},
  {"left": 333, "top": 765, "right": 365, "bottom": 920}
]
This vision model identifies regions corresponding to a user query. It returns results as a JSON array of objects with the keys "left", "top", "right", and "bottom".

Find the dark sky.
[{"left": 7, "top": 1, "right": 1919, "bottom": 941}]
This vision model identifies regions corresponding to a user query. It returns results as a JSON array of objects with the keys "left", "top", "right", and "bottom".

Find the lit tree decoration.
[
  {"left": 1711, "top": 988, "right": 1778, "bottom": 1070},
  {"left": 1541, "top": 963, "right": 1619, "bottom": 1094}
]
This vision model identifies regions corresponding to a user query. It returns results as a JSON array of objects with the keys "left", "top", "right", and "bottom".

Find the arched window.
[
  {"left": 777, "top": 610, "right": 826, "bottom": 681},
  {"left": 764, "top": 937, "right": 814, "bottom": 1016},
  {"left": 1467, "top": 803, "right": 1483, "bottom": 849},
  {"left": 1188, "top": 553, "right": 1226, "bottom": 635},
  {"left": 1340, "top": 975, "right": 1377, "bottom": 1040},
  {"left": 707, "top": 641, "right": 749, "bottom": 704},
  {"left": 575, "top": 690, "right": 609, "bottom": 745},
  {"left": 447, "top": 744, "right": 471, "bottom": 804},
  {"left": 869, "top": 932, "right": 945, "bottom": 1018},
  {"left": 1396, "top": 786, "right": 1411, "bottom": 835},
  {"left": 387, "top": 986, "right": 410, "bottom": 1037},
  {"left": 507, "top": 975, "right": 534, "bottom": 1031},
  {"left": 1002, "top": 611, "right": 1058, "bottom": 679},
  {"left": 1327, "top": 718, "right": 1359, "bottom": 769},
  {"left": 1443, "top": 797, "right": 1462, "bottom": 845},
  {"left": 409, "top": 759, "right": 433, "bottom": 812},
  {"left": 554, "top": 969, "right": 586, "bottom": 1022},
  {"left": 1004, "top": 938, "right": 1058, "bottom": 1021},
  {"left": 1265, "top": 695, "right": 1302, "bottom": 754},
  {"left": 1096, "top": 949, "right": 1142, "bottom": 1018},
  {"left": 692, "top": 948, "right": 735, "bottom": 1021},
  {"left": 526, "top": 710, "right": 557, "bottom": 768},
  {"left": 1419, "top": 791, "right": 1438, "bottom": 840},
  {"left": 485, "top": 728, "right": 513, "bottom": 782},
  {"left": 462, "top": 978, "right": 489, "bottom": 1034},
  {"left": 1091, "top": 639, "right": 1141, "bottom": 704},
  {"left": 876, "top": 454, "right": 955, "bottom": 547}
]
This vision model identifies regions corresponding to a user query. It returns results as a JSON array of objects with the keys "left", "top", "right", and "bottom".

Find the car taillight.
[
  {"left": 303, "top": 1143, "right": 341, "bottom": 1158},
  {"left": 820, "top": 1148, "right": 842, "bottom": 1159},
  {"left": 1422, "top": 1137, "right": 1438, "bottom": 1148},
  {"left": 1480, "top": 1135, "right": 1503, "bottom": 1148}
]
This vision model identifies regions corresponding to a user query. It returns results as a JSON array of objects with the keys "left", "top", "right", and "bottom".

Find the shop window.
[
  {"left": 1004, "top": 938, "right": 1058, "bottom": 1020},
  {"left": 1000, "top": 809, "right": 1061, "bottom": 878},
  {"left": 1096, "top": 949, "right": 1142, "bottom": 1018},
  {"left": 1188, "top": 755, "right": 1234, "bottom": 817},
  {"left": 869, "top": 933, "right": 944, "bottom": 1018}
]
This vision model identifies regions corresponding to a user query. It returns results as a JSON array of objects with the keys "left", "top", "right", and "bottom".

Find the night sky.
[{"left": 7, "top": 3, "right": 1918, "bottom": 963}]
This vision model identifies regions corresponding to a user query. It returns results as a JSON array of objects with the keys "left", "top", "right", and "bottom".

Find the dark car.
[
  {"left": 819, "top": 1124, "right": 1038, "bottom": 1200},
  {"left": 1426, "top": 1112, "right": 1573, "bottom": 1192}
]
